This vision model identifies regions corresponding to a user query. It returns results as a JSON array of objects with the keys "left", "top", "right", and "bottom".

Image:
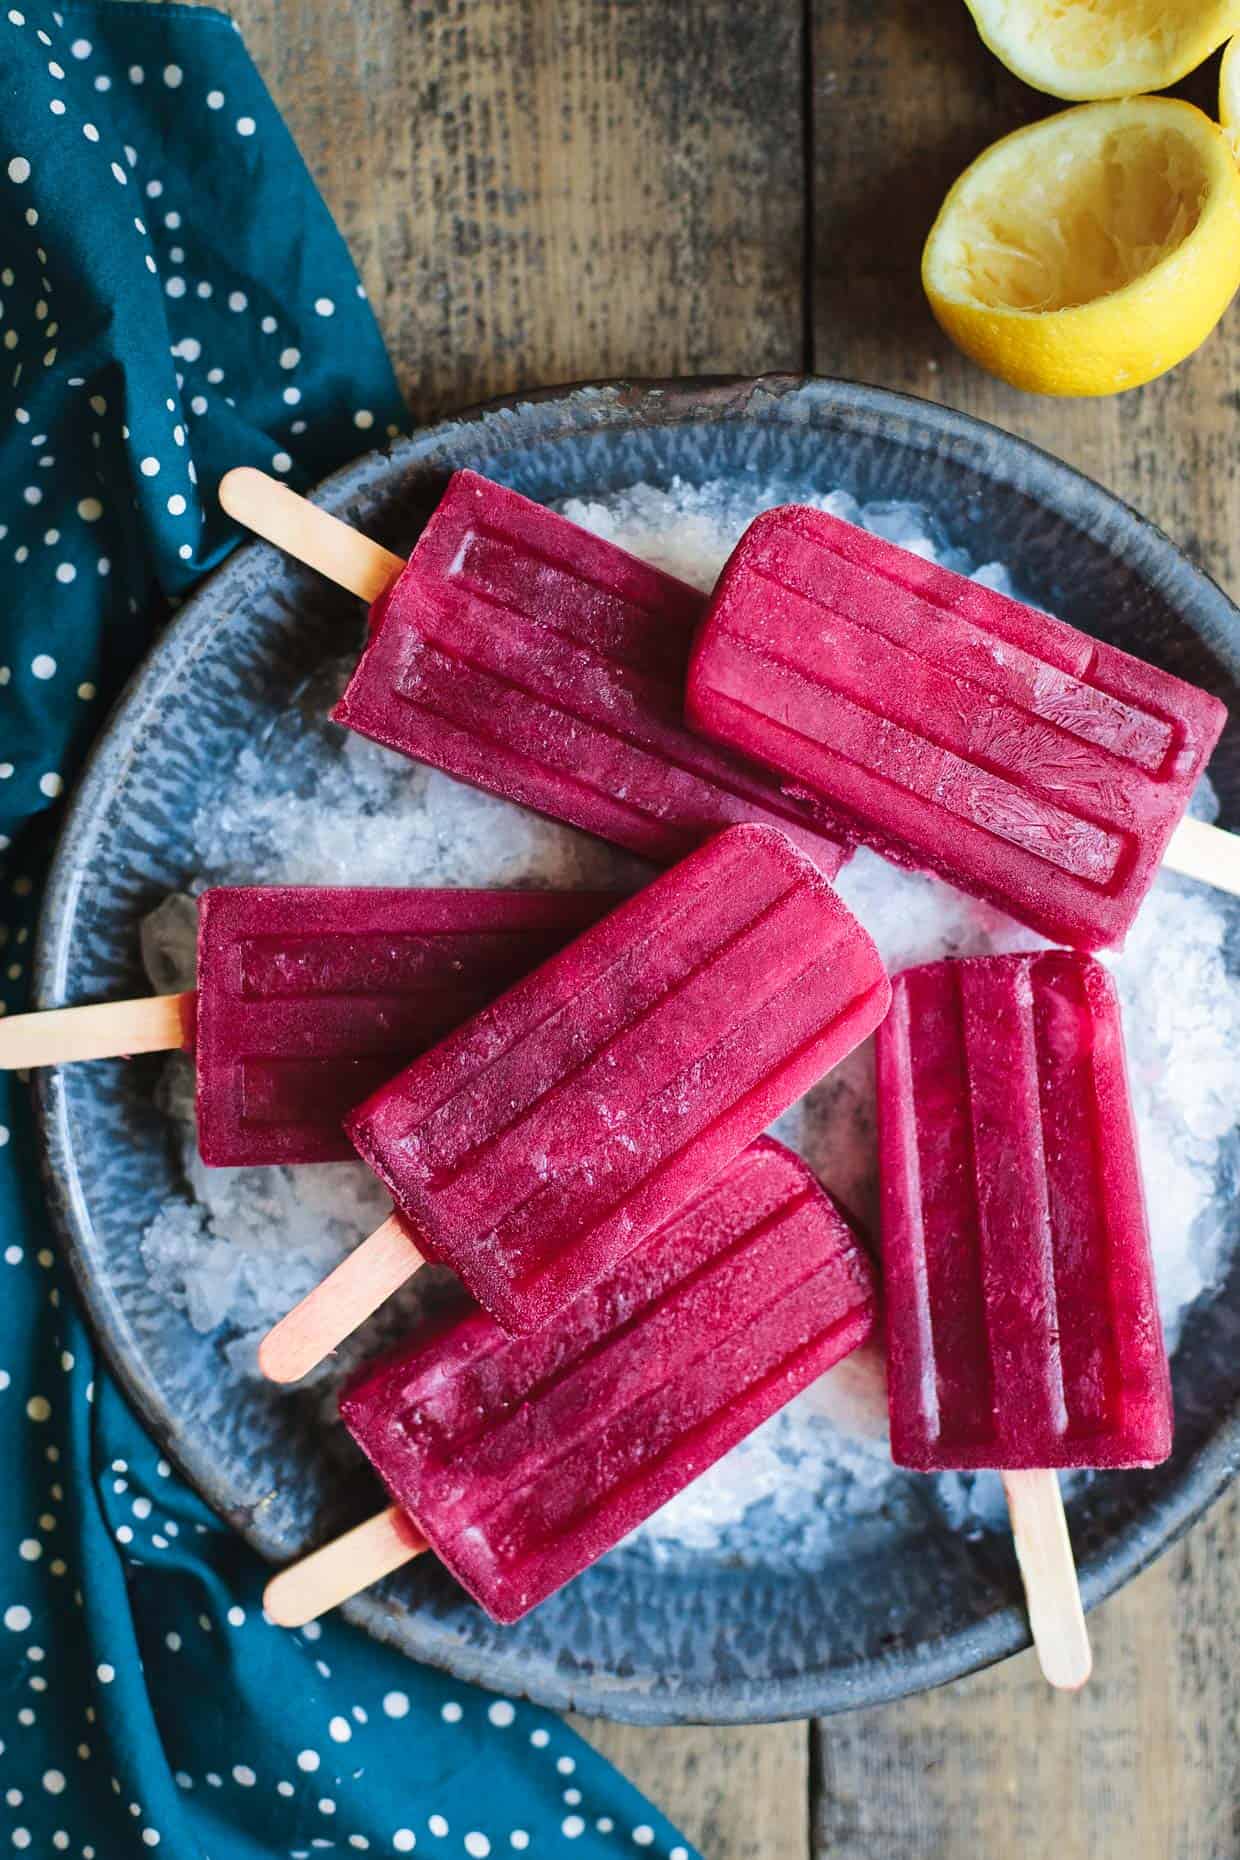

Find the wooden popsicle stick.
[
  {"left": 0, "top": 991, "right": 192, "bottom": 1070},
  {"left": 218, "top": 467, "right": 404, "bottom": 604},
  {"left": 258, "top": 1214, "right": 426, "bottom": 1384},
  {"left": 1001, "top": 1469, "right": 1092, "bottom": 1691},
  {"left": 1162, "top": 815, "right": 1240, "bottom": 895},
  {"left": 264, "top": 1504, "right": 428, "bottom": 1628}
]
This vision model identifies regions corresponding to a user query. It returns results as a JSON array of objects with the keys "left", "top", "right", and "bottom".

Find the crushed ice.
[{"left": 136, "top": 475, "right": 1240, "bottom": 1567}]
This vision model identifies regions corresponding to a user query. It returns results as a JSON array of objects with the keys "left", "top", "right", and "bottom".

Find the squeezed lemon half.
[
  {"left": 963, "top": 0, "right": 1240, "bottom": 101},
  {"left": 922, "top": 98, "right": 1240, "bottom": 397}
]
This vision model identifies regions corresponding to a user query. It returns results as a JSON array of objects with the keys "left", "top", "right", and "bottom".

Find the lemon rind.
[
  {"left": 922, "top": 98, "right": 1240, "bottom": 397},
  {"left": 963, "top": 0, "right": 1240, "bottom": 102},
  {"left": 1221, "top": 37, "right": 1239, "bottom": 146}
]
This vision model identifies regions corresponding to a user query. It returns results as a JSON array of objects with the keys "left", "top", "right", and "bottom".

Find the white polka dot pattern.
[{"left": 0, "top": 0, "right": 403, "bottom": 888}]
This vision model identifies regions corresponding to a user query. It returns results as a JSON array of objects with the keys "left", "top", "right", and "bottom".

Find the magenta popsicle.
[
  {"left": 194, "top": 888, "right": 611, "bottom": 1166},
  {"left": 347, "top": 825, "right": 890, "bottom": 1334},
  {"left": 686, "top": 505, "right": 1227, "bottom": 949},
  {"left": 339, "top": 1140, "right": 876, "bottom": 1623},
  {"left": 332, "top": 470, "right": 850, "bottom": 872},
  {"left": 877, "top": 951, "right": 1172, "bottom": 1471}
]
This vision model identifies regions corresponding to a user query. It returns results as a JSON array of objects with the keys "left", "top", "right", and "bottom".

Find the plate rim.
[{"left": 32, "top": 371, "right": 1240, "bottom": 1722}]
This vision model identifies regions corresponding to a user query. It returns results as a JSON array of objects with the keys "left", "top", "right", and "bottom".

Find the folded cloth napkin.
[{"left": 0, "top": 7, "right": 698, "bottom": 1855}]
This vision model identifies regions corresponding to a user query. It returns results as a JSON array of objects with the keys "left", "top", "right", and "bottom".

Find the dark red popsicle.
[
  {"left": 194, "top": 887, "right": 610, "bottom": 1166},
  {"left": 340, "top": 1139, "right": 877, "bottom": 1622},
  {"left": 877, "top": 951, "right": 1172, "bottom": 1470},
  {"left": 686, "top": 504, "right": 1227, "bottom": 949},
  {"left": 346, "top": 825, "right": 890, "bottom": 1333},
  {"left": 332, "top": 470, "right": 850, "bottom": 872}
]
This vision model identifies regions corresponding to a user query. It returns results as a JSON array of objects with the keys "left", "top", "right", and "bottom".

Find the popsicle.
[
  {"left": 217, "top": 467, "right": 851, "bottom": 873},
  {"left": 877, "top": 950, "right": 1173, "bottom": 1688},
  {"left": 686, "top": 504, "right": 1234, "bottom": 949},
  {"left": 0, "top": 887, "right": 609, "bottom": 1167},
  {"left": 263, "top": 1139, "right": 878, "bottom": 1627},
  {"left": 259, "top": 824, "right": 890, "bottom": 1379}
]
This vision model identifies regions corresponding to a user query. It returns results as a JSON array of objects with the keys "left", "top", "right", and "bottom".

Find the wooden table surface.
[{"left": 227, "top": 3, "right": 1240, "bottom": 1853}]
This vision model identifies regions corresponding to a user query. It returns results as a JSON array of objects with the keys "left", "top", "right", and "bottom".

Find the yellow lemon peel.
[{"left": 923, "top": 98, "right": 1240, "bottom": 397}]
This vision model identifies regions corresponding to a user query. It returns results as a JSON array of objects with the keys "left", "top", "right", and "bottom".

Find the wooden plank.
[
  {"left": 808, "top": 1, "right": 1240, "bottom": 598},
  {"left": 234, "top": 0, "right": 807, "bottom": 418},
  {"left": 814, "top": 1484, "right": 1240, "bottom": 1858},
  {"left": 574, "top": 1718, "right": 810, "bottom": 1860}
]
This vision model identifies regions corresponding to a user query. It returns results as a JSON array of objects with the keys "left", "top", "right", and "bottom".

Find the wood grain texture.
[
  {"left": 814, "top": 1484, "right": 1240, "bottom": 1860},
  {"left": 234, "top": 0, "right": 807, "bottom": 418},
  {"left": 573, "top": 1718, "right": 810, "bottom": 1860}
]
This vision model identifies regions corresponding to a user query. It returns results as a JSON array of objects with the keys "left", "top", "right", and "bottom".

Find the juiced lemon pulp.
[{"left": 923, "top": 98, "right": 1240, "bottom": 395}]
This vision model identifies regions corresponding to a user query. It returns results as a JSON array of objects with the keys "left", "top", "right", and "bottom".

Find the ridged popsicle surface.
[
  {"left": 194, "top": 888, "right": 610, "bottom": 1165},
  {"left": 333, "top": 471, "right": 850, "bottom": 872},
  {"left": 686, "top": 504, "right": 1227, "bottom": 948},
  {"left": 341, "top": 1139, "right": 877, "bottom": 1621},
  {"left": 347, "top": 826, "right": 890, "bottom": 1332},
  {"left": 877, "top": 951, "right": 1172, "bottom": 1470}
]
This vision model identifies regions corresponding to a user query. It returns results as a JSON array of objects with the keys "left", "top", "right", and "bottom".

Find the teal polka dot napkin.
[{"left": 0, "top": 7, "right": 698, "bottom": 1856}]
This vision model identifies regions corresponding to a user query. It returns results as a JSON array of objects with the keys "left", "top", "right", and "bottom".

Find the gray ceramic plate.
[{"left": 34, "top": 376, "right": 1240, "bottom": 1724}]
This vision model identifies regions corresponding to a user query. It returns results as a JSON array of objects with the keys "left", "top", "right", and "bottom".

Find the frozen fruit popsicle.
[
  {"left": 877, "top": 950, "right": 1172, "bottom": 1688},
  {"left": 0, "top": 887, "right": 609, "bottom": 1168},
  {"left": 218, "top": 466, "right": 851, "bottom": 873},
  {"left": 263, "top": 1139, "right": 877, "bottom": 1627},
  {"left": 686, "top": 504, "right": 1230, "bottom": 949},
  {"left": 194, "top": 887, "right": 612, "bottom": 1165},
  {"left": 347, "top": 823, "right": 889, "bottom": 1332},
  {"left": 259, "top": 825, "right": 889, "bottom": 1382}
]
